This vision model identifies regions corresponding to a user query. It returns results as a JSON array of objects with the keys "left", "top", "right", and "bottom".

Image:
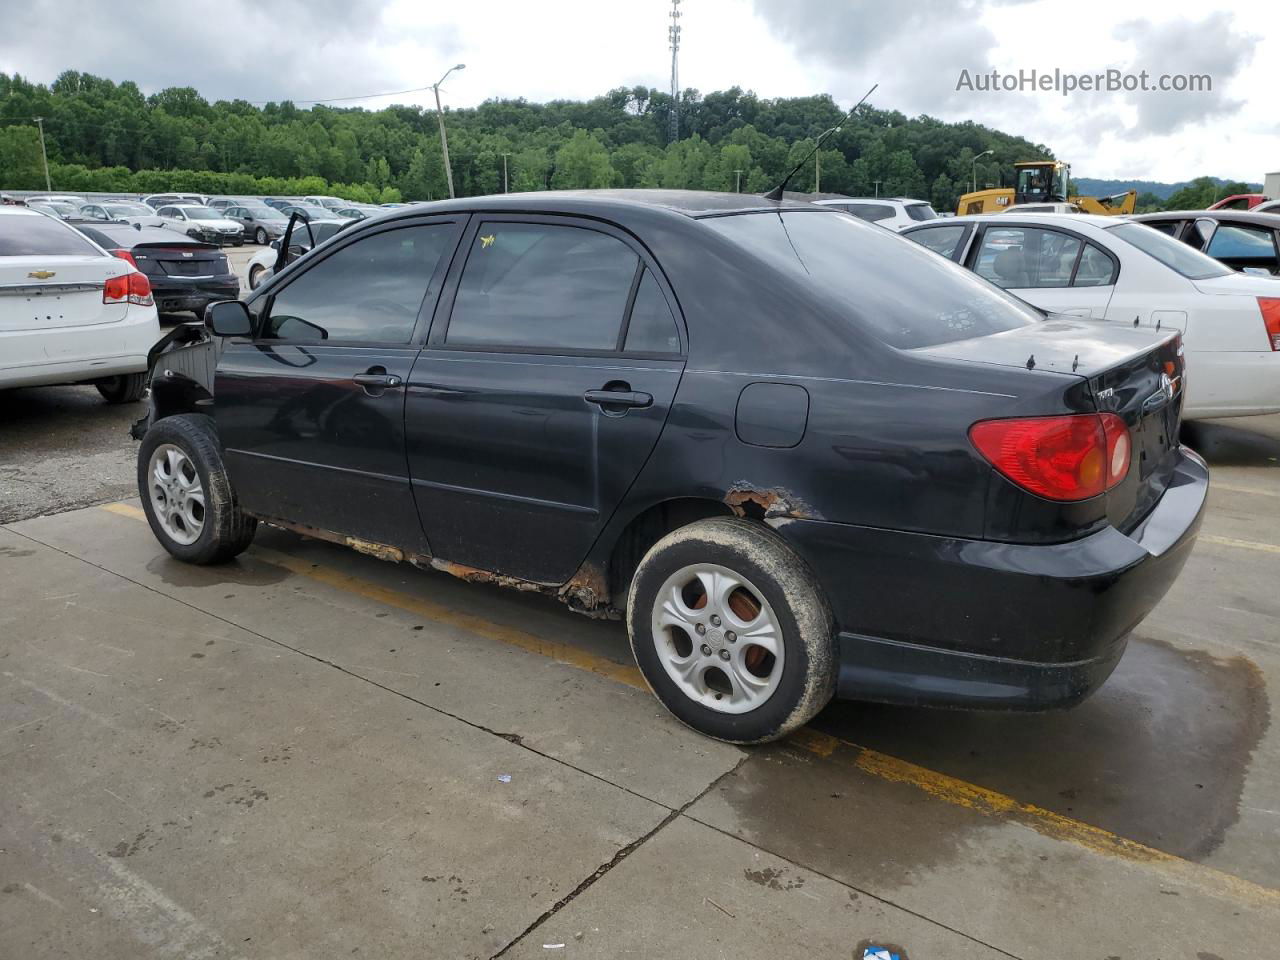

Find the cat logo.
[
  {"left": 480, "top": 234, "right": 495, "bottom": 249},
  {"left": 27, "top": 270, "right": 56, "bottom": 279}
]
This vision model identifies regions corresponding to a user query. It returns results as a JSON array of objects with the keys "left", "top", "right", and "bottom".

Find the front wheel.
[
  {"left": 137, "top": 414, "right": 257, "bottom": 564},
  {"left": 96, "top": 373, "right": 147, "bottom": 404},
  {"left": 255, "top": 228, "right": 267, "bottom": 245},
  {"left": 627, "top": 517, "right": 836, "bottom": 744}
]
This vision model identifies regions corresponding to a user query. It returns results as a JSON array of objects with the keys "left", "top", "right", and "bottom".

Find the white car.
[
  {"left": 1002, "top": 202, "right": 1083, "bottom": 214},
  {"left": 1253, "top": 199, "right": 1280, "bottom": 215},
  {"left": 902, "top": 212, "right": 1280, "bottom": 420},
  {"left": 0, "top": 205, "right": 160, "bottom": 402},
  {"left": 813, "top": 197, "right": 939, "bottom": 231},
  {"left": 155, "top": 204, "right": 245, "bottom": 246},
  {"left": 78, "top": 200, "right": 166, "bottom": 229}
]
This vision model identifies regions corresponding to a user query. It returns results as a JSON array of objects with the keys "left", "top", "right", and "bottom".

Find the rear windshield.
[
  {"left": 1107, "top": 222, "right": 1233, "bottom": 280},
  {"left": 0, "top": 214, "right": 101, "bottom": 256},
  {"left": 906, "top": 203, "right": 938, "bottom": 221},
  {"left": 702, "top": 210, "right": 1041, "bottom": 349}
]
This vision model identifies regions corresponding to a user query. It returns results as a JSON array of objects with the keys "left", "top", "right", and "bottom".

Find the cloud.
[
  {"left": 1113, "top": 12, "right": 1257, "bottom": 134},
  {"left": 0, "top": 0, "right": 458, "bottom": 105}
]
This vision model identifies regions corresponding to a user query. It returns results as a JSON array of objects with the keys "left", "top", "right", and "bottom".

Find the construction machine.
[{"left": 957, "top": 161, "right": 1136, "bottom": 216}]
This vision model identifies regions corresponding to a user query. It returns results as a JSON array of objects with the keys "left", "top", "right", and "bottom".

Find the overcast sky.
[{"left": 1, "top": 0, "right": 1272, "bottom": 183}]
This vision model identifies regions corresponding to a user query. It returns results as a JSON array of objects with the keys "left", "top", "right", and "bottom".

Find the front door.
[
  {"left": 405, "top": 216, "right": 686, "bottom": 584},
  {"left": 215, "top": 217, "right": 464, "bottom": 549}
]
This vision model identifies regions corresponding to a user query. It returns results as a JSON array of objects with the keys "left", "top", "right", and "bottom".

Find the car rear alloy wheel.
[
  {"left": 95, "top": 372, "right": 148, "bottom": 404},
  {"left": 628, "top": 517, "right": 836, "bottom": 744},
  {"left": 651, "top": 563, "right": 784, "bottom": 714},
  {"left": 149, "top": 444, "right": 205, "bottom": 545},
  {"left": 255, "top": 228, "right": 267, "bottom": 245},
  {"left": 137, "top": 414, "right": 257, "bottom": 564},
  {"left": 248, "top": 264, "right": 265, "bottom": 289}
]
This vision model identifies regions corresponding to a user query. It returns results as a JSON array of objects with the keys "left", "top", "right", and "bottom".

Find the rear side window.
[
  {"left": 0, "top": 214, "right": 101, "bottom": 256},
  {"left": 1142, "top": 221, "right": 1179, "bottom": 236},
  {"left": 623, "top": 269, "right": 680, "bottom": 353},
  {"left": 847, "top": 203, "right": 895, "bottom": 223},
  {"left": 906, "top": 225, "right": 967, "bottom": 259},
  {"left": 973, "top": 227, "right": 1080, "bottom": 289},
  {"left": 264, "top": 224, "right": 455, "bottom": 343},
  {"left": 702, "top": 211, "right": 1040, "bottom": 349},
  {"left": 446, "top": 222, "right": 639, "bottom": 351},
  {"left": 1073, "top": 244, "right": 1117, "bottom": 286}
]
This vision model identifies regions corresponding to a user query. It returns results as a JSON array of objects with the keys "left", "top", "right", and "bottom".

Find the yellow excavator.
[{"left": 957, "top": 161, "right": 1136, "bottom": 216}]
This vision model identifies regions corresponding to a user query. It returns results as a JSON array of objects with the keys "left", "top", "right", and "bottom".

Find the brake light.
[
  {"left": 969, "top": 413, "right": 1130, "bottom": 502},
  {"left": 110, "top": 248, "right": 137, "bottom": 268},
  {"left": 102, "top": 271, "right": 153, "bottom": 307},
  {"left": 1259, "top": 297, "right": 1280, "bottom": 351}
]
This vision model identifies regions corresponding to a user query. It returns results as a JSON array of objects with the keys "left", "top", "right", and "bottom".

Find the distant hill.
[{"left": 1073, "top": 176, "right": 1263, "bottom": 200}]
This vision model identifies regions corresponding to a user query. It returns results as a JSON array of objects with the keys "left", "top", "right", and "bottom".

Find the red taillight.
[
  {"left": 110, "top": 248, "right": 137, "bottom": 268},
  {"left": 102, "top": 271, "right": 153, "bottom": 307},
  {"left": 1259, "top": 297, "right": 1280, "bottom": 351},
  {"left": 969, "top": 413, "right": 1130, "bottom": 502}
]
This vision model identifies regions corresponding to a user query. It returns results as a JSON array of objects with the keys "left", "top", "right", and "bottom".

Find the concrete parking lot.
[{"left": 2, "top": 248, "right": 1279, "bottom": 957}]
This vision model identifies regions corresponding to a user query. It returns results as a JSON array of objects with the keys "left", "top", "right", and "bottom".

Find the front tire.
[
  {"left": 627, "top": 517, "right": 836, "bottom": 744},
  {"left": 138, "top": 414, "right": 257, "bottom": 564},
  {"left": 96, "top": 373, "right": 148, "bottom": 404}
]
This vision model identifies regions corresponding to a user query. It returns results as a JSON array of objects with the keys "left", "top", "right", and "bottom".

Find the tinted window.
[
  {"left": 446, "top": 223, "right": 639, "bottom": 351},
  {"left": 1074, "top": 244, "right": 1117, "bottom": 286},
  {"left": 703, "top": 211, "right": 1040, "bottom": 349},
  {"left": 906, "top": 225, "right": 966, "bottom": 259},
  {"left": 0, "top": 214, "right": 101, "bottom": 256},
  {"left": 1143, "top": 221, "right": 1179, "bottom": 236},
  {"left": 623, "top": 269, "right": 680, "bottom": 353},
  {"left": 1108, "top": 222, "right": 1233, "bottom": 279},
  {"left": 1206, "top": 224, "right": 1277, "bottom": 261},
  {"left": 905, "top": 203, "right": 937, "bottom": 221},
  {"left": 974, "top": 227, "right": 1080, "bottom": 289},
  {"left": 265, "top": 225, "right": 454, "bottom": 343},
  {"left": 847, "top": 203, "right": 895, "bottom": 223}
]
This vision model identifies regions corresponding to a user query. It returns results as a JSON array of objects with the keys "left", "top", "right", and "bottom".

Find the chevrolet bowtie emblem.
[{"left": 28, "top": 270, "right": 56, "bottom": 279}]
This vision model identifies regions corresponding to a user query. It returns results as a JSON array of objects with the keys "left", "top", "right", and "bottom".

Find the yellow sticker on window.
[{"left": 480, "top": 234, "right": 495, "bottom": 248}]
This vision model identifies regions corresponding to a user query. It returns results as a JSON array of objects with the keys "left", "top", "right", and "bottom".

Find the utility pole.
[
  {"left": 873, "top": 180, "right": 882, "bottom": 198},
  {"left": 431, "top": 64, "right": 466, "bottom": 199},
  {"left": 33, "top": 117, "right": 52, "bottom": 191},
  {"left": 501, "top": 152, "right": 510, "bottom": 193},
  {"left": 668, "top": 0, "right": 681, "bottom": 144},
  {"left": 734, "top": 169, "right": 743, "bottom": 192},
  {"left": 971, "top": 148, "right": 993, "bottom": 194}
]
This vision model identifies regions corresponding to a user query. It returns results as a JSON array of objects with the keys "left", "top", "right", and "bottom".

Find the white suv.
[
  {"left": 812, "top": 197, "right": 939, "bottom": 232},
  {"left": 0, "top": 206, "right": 160, "bottom": 402}
]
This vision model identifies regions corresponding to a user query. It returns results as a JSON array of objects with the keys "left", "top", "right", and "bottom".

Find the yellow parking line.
[
  {"left": 98, "top": 502, "right": 1280, "bottom": 906},
  {"left": 1201, "top": 534, "right": 1280, "bottom": 555}
]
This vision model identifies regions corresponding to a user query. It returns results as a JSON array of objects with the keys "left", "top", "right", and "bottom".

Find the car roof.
[
  {"left": 0, "top": 205, "right": 45, "bottom": 218},
  {"left": 77, "top": 223, "right": 207, "bottom": 245},
  {"left": 1131, "top": 210, "right": 1280, "bottom": 226},
  {"left": 931, "top": 212, "right": 1118, "bottom": 228},
  {"left": 374, "top": 189, "right": 825, "bottom": 221}
]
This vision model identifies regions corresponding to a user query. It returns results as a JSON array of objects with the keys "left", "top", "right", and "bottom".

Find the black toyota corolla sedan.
[{"left": 132, "top": 190, "right": 1207, "bottom": 744}]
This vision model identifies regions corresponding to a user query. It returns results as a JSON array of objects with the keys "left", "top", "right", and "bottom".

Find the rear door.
[
  {"left": 969, "top": 224, "right": 1117, "bottom": 317},
  {"left": 405, "top": 215, "right": 686, "bottom": 584},
  {"left": 215, "top": 216, "right": 464, "bottom": 549}
]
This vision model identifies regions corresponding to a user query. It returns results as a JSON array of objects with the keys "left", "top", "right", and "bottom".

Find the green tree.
[{"left": 550, "top": 130, "right": 617, "bottom": 189}]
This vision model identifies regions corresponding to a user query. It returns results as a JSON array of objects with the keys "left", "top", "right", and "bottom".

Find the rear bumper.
[
  {"left": 778, "top": 447, "right": 1208, "bottom": 710},
  {"left": 0, "top": 306, "right": 160, "bottom": 389},
  {"left": 150, "top": 277, "right": 240, "bottom": 314}
]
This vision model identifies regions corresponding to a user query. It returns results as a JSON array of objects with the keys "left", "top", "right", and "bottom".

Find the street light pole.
[
  {"left": 972, "top": 148, "right": 993, "bottom": 194},
  {"left": 872, "top": 180, "right": 882, "bottom": 198},
  {"left": 431, "top": 63, "right": 466, "bottom": 199},
  {"left": 33, "top": 117, "right": 52, "bottom": 191},
  {"left": 501, "top": 152, "right": 510, "bottom": 193},
  {"left": 734, "top": 169, "right": 743, "bottom": 192}
]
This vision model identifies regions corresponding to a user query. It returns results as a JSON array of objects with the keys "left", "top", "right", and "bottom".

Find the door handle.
[
  {"left": 583, "top": 389, "right": 652, "bottom": 409},
  {"left": 352, "top": 373, "right": 402, "bottom": 388}
]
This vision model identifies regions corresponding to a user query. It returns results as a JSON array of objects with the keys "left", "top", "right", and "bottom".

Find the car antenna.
[
  {"left": 1072, "top": 353, "right": 1079, "bottom": 372},
  {"left": 1155, "top": 317, "right": 1161, "bottom": 331},
  {"left": 1133, "top": 315, "right": 1140, "bottom": 327},
  {"left": 762, "top": 83, "right": 878, "bottom": 202},
  {"left": 1026, "top": 353, "right": 1036, "bottom": 370}
]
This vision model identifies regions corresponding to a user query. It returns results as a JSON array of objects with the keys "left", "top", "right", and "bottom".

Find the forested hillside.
[{"left": 1, "top": 70, "right": 1054, "bottom": 208}]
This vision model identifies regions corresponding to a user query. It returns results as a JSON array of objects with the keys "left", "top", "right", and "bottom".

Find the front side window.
[
  {"left": 973, "top": 227, "right": 1081, "bottom": 289},
  {"left": 264, "top": 224, "right": 455, "bottom": 343},
  {"left": 445, "top": 222, "right": 639, "bottom": 351},
  {"left": 906, "top": 225, "right": 967, "bottom": 259},
  {"left": 1206, "top": 224, "right": 1278, "bottom": 263}
]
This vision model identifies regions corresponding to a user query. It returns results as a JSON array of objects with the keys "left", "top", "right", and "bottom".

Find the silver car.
[{"left": 222, "top": 202, "right": 291, "bottom": 245}]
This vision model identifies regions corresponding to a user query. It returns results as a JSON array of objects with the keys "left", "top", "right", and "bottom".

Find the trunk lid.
[
  {"left": 0, "top": 254, "right": 130, "bottom": 332},
  {"left": 131, "top": 243, "right": 229, "bottom": 280},
  {"left": 1192, "top": 273, "right": 1280, "bottom": 297}
]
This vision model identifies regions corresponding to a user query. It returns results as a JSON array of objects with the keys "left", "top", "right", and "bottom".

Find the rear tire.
[
  {"left": 627, "top": 517, "right": 836, "bottom": 744},
  {"left": 248, "top": 264, "right": 265, "bottom": 290},
  {"left": 96, "top": 373, "right": 148, "bottom": 404},
  {"left": 138, "top": 414, "right": 257, "bottom": 565},
  {"left": 255, "top": 228, "right": 267, "bottom": 245}
]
